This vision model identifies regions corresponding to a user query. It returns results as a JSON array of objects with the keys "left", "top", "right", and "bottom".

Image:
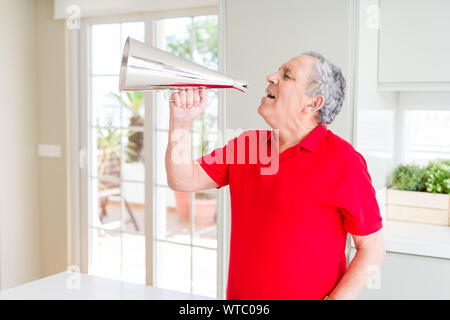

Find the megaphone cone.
[{"left": 119, "top": 37, "right": 248, "bottom": 93}]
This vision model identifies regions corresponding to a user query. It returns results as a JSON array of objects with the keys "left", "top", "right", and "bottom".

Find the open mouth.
[{"left": 266, "top": 93, "right": 276, "bottom": 99}]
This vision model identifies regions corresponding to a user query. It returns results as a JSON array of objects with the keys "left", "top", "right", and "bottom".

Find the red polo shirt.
[{"left": 197, "top": 124, "right": 382, "bottom": 300}]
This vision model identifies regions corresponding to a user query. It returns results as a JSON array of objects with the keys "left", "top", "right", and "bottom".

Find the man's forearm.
[
  {"left": 328, "top": 247, "right": 385, "bottom": 300},
  {"left": 165, "top": 118, "right": 194, "bottom": 191}
]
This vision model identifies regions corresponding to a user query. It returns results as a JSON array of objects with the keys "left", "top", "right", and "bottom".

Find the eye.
[{"left": 283, "top": 73, "right": 291, "bottom": 80}]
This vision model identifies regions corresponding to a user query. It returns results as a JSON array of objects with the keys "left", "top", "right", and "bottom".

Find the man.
[{"left": 165, "top": 52, "right": 385, "bottom": 300}]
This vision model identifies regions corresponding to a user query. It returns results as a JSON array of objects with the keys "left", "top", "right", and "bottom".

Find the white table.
[{"left": 0, "top": 272, "right": 215, "bottom": 300}]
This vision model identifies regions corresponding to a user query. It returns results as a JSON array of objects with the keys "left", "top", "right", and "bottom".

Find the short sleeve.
[
  {"left": 334, "top": 152, "right": 383, "bottom": 236},
  {"left": 196, "top": 144, "right": 230, "bottom": 189}
]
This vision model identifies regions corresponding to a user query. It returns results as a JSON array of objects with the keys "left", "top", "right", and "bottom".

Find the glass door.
[{"left": 80, "top": 11, "right": 222, "bottom": 298}]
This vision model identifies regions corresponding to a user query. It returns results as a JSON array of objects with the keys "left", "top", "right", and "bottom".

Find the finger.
[
  {"left": 199, "top": 88, "right": 208, "bottom": 105},
  {"left": 193, "top": 88, "right": 200, "bottom": 106},
  {"left": 178, "top": 89, "right": 186, "bottom": 108},
  {"left": 173, "top": 91, "right": 181, "bottom": 107},
  {"left": 186, "top": 88, "right": 194, "bottom": 108}
]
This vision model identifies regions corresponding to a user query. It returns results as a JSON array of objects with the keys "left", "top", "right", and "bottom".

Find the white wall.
[
  {"left": 224, "top": 0, "right": 355, "bottom": 141},
  {"left": 36, "top": 0, "right": 68, "bottom": 278},
  {"left": 0, "top": 0, "right": 41, "bottom": 289},
  {"left": 0, "top": 0, "right": 69, "bottom": 289}
]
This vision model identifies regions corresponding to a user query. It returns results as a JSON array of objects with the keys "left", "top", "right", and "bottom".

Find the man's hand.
[{"left": 169, "top": 88, "right": 208, "bottom": 126}]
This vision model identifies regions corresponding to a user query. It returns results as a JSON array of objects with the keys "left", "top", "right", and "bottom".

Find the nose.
[{"left": 266, "top": 71, "right": 279, "bottom": 85}]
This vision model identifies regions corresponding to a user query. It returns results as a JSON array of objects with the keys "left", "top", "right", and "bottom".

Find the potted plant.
[
  {"left": 174, "top": 191, "right": 217, "bottom": 225},
  {"left": 174, "top": 112, "right": 218, "bottom": 226},
  {"left": 386, "top": 159, "right": 450, "bottom": 226},
  {"left": 109, "top": 91, "right": 144, "bottom": 162}
]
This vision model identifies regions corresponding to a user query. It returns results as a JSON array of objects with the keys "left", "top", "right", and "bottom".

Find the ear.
[{"left": 309, "top": 95, "right": 324, "bottom": 113}]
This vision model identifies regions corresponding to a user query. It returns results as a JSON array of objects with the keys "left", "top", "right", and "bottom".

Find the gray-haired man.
[{"left": 166, "top": 53, "right": 385, "bottom": 300}]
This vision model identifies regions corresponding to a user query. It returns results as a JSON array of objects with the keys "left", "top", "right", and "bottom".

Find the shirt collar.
[
  {"left": 267, "top": 124, "right": 327, "bottom": 152},
  {"left": 298, "top": 124, "right": 328, "bottom": 152}
]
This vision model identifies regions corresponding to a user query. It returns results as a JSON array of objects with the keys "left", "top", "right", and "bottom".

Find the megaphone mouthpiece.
[{"left": 233, "top": 80, "right": 248, "bottom": 93}]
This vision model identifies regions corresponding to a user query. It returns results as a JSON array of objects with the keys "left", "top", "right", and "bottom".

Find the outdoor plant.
[
  {"left": 109, "top": 91, "right": 144, "bottom": 162},
  {"left": 390, "top": 159, "right": 450, "bottom": 194}
]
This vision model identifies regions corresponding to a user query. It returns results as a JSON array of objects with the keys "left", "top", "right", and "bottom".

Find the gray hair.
[{"left": 301, "top": 51, "right": 346, "bottom": 125}]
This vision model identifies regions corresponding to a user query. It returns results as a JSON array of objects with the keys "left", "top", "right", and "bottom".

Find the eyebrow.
[{"left": 279, "top": 65, "right": 295, "bottom": 77}]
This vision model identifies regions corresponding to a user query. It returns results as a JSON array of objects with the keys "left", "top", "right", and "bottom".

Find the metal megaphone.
[{"left": 119, "top": 37, "right": 248, "bottom": 93}]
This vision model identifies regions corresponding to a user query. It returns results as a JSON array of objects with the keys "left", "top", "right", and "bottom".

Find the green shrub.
[
  {"left": 391, "top": 164, "right": 426, "bottom": 191},
  {"left": 422, "top": 159, "right": 450, "bottom": 194}
]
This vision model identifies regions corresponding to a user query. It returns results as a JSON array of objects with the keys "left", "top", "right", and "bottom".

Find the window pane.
[
  {"left": 96, "top": 126, "right": 122, "bottom": 179},
  {"left": 92, "top": 76, "right": 121, "bottom": 127},
  {"left": 205, "top": 90, "right": 219, "bottom": 129},
  {"left": 158, "top": 17, "right": 193, "bottom": 59},
  {"left": 91, "top": 24, "right": 121, "bottom": 75},
  {"left": 192, "top": 132, "right": 201, "bottom": 160},
  {"left": 121, "top": 91, "right": 145, "bottom": 130},
  {"left": 193, "top": 15, "right": 218, "bottom": 70},
  {"left": 155, "top": 186, "right": 191, "bottom": 246},
  {"left": 122, "top": 128, "right": 144, "bottom": 181},
  {"left": 90, "top": 229, "right": 121, "bottom": 281},
  {"left": 192, "top": 247, "right": 217, "bottom": 297},
  {"left": 192, "top": 94, "right": 219, "bottom": 134},
  {"left": 155, "top": 92, "right": 170, "bottom": 130},
  {"left": 93, "top": 178, "right": 121, "bottom": 231},
  {"left": 122, "top": 182, "right": 145, "bottom": 233},
  {"left": 122, "top": 155, "right": 145, "bottom": 182},
  {"left": 156, "top": 241, "right": 191, "bottom": 293},
  {"left": 203, "top": 131, "right": 219, "bottom": 155},
  {"left": 192, "top": 131, "right": 219, "bottom": 160},
  {"left": 193, "top": 190, "right": 217, "bottom": 249},
  {"left": 404, "top": 110, "right": 450, "bottom": 165},
  {"left": 122, "top": 233, "right": 145, "bottom": 284},
  {"left": 121, "top": 22, "right": 145, "bottom": 48},
  {"left": 156, "top": 131, "right": 168, "bottom": 185},
  {"left": 154, "top": 186, "right": 217, "bottom": 249}
]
